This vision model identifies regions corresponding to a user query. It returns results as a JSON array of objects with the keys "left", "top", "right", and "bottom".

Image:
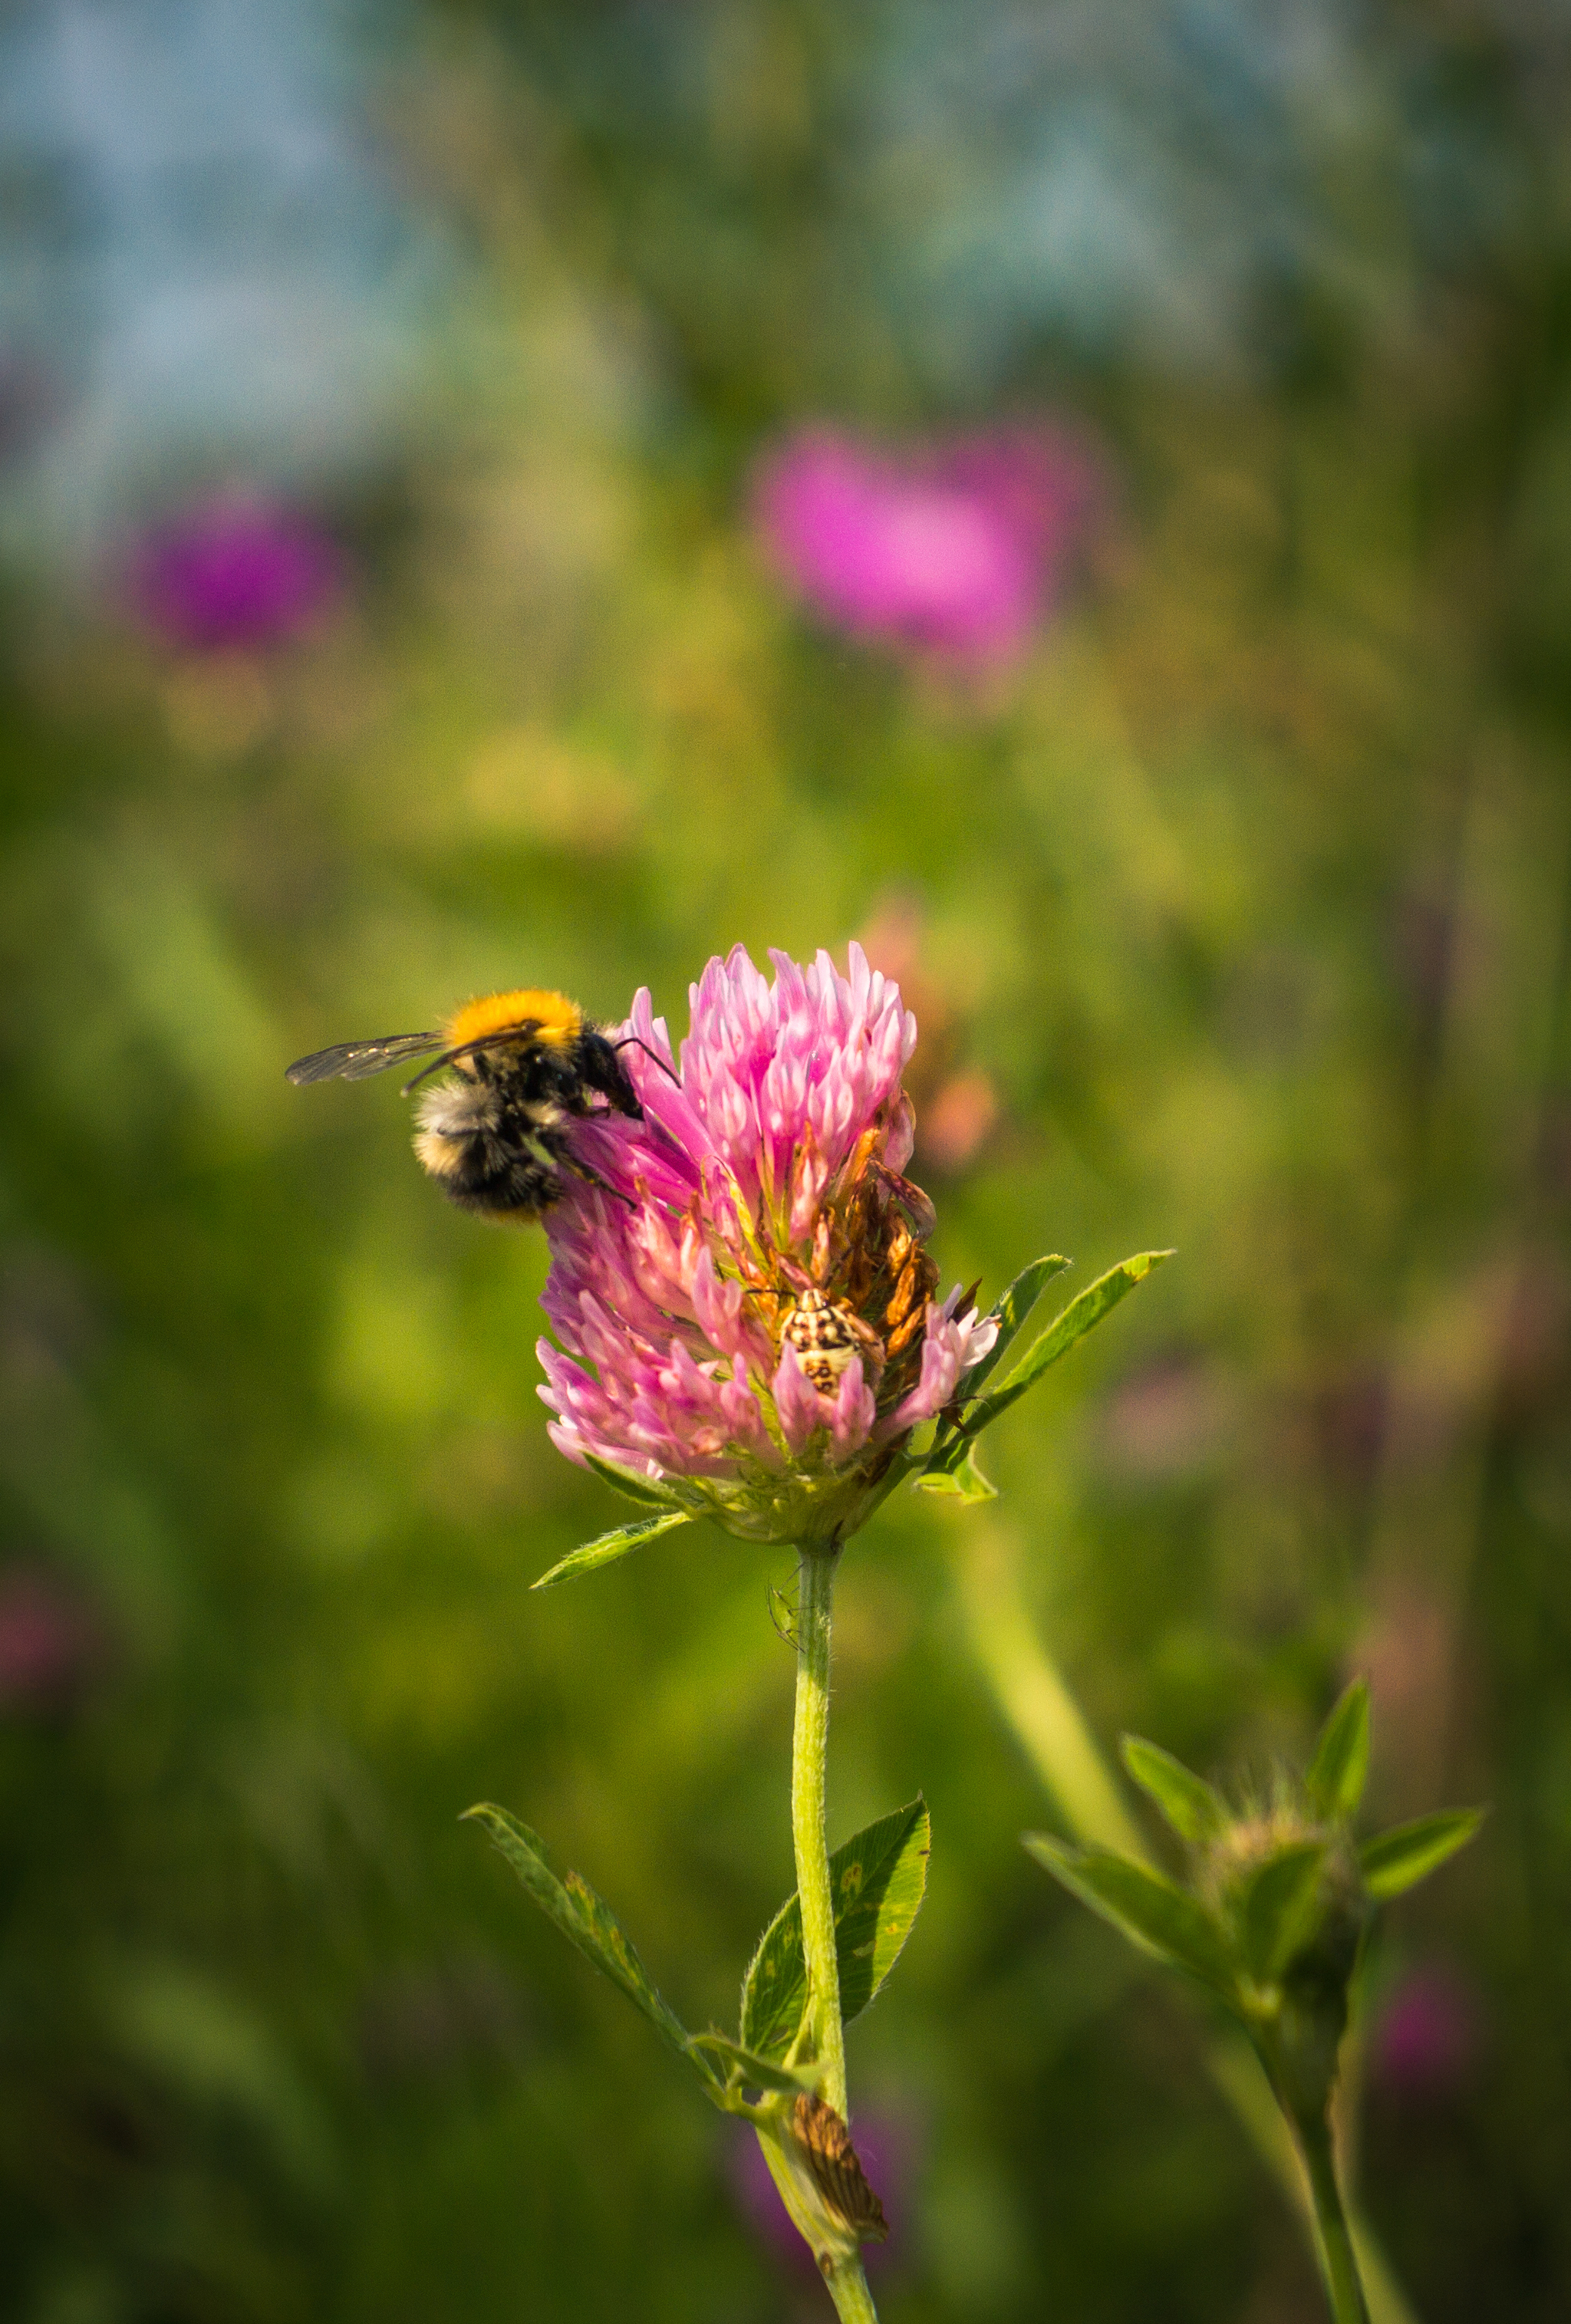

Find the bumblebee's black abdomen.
[
  {"left": 405, "top": 1012, "right": 640, "bottom": 1223},
  {"left": 436, "top": 1133, "right": 563, "bottom": 1220},
  {"left": 413, "top": 1075, "right": 575, "bottom": 1220}
]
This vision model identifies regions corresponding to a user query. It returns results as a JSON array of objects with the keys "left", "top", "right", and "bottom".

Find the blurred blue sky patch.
[{"left": 0, "top": 0, "right": 452, "bottom": 558}]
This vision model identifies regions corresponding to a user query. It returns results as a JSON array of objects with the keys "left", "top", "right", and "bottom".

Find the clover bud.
[
  {"left": 1024, "top": 1680, "right": 1484, "bottom": 2324},
  {"left": 1198, "top": 1795, "right": 1368, "bottom": 2125}
]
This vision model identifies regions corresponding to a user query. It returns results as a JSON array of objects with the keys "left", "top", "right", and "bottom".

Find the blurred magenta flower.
[
  {"left": 1370, "top": 1964, "right": 1483, "bottom": 2100},
  {"left": 0, "top": 1566, "right": 100, "bottom": 1714},
  {"left": 753, "top": 423, "right": 1098, "bottom": 665},
  {"left": 128, "top": 495, "right": 344, "bottom": 650},
  {"left": 536, "top": 943, "right": 996, "bottom": 1543}
]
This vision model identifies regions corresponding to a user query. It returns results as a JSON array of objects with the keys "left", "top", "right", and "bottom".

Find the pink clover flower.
[{"left": 537, "top": 944, "right": 996, "bottom": 1544}]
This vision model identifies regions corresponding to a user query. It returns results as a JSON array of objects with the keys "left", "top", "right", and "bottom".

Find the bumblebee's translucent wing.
[{"left": 285, "top": 1032, "right": 442, "bottom": 1086}]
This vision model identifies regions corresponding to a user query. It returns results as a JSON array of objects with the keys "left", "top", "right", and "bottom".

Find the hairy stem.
[
  {"left": 1299, "top": 2112, "right": 1372, "bottom": 2324},
  {"left": 791, "top": 1544, "right": 878, "bottom": 2322},
  {"left": 792, "top": 1542, "right": 846, "bottom": 2116}
]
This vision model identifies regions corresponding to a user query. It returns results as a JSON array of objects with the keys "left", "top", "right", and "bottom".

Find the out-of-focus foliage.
[{"left": 2, "top": 3, "right": 1570, "bottom": 2322}]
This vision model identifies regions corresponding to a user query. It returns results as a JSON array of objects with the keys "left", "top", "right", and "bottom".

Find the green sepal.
[
  {"left": 532, "top": 1508, "right": 694, "bottom": 1590},
  {"left": 937, "top": 1250, "right": 1174, "bottom": 1463},
  {"left": 463, "top": 1803, "right": 713, "bottom": 2085},
  {"left": 1240, "top": 1840, "right": 1327, "bottom": 1985},
  {"left": 581, "top": 1453, "right": 686, "bottom": 1509},
  {"left": 1024, "top": 1832, "right": 1236, "bottom": 1999},
  {"left": 740, "top": 1797, "right": 930, "bottom": 2061},
  {"left": 1359, "top": 1808, "right": 1484, "bottom": 1901},
  {"left": 954, "top": 1254, "right": 1072, "bottom": 1402},
  {"left": 687, "top": 2033, "right": 816, "bottom": 2102},
  {"left": 1120, "top": 1735, "right": 1227, "bottom": 1844},
  {"left": 1305, "top": 1679, "right": 1371, "bottom": 1821},
  {"left": 914, "top": 1443, "right": 997, "bottom": 1503}
]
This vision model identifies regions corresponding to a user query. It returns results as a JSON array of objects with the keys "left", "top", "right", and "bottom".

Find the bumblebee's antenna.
[{"left": 613, "top": 1035, "right": 682, "bottom": 1088}]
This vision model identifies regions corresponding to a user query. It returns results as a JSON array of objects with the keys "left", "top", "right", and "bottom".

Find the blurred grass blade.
[
  {"left": 532, "top": 1509, "right": 693, "bottom": 1590},
  {"left": 945, "top": 1252, "right": 1174, "bottom": 1453},
  {"left": 740, "top": 1798, "right": 930, "bottom": 2060},
  {"left": 1240, "top": 1842, "right": 1326, "bottom": 1983},
  {"left": 1024, "top": 1832, "right": 1236, "bottom": 1996},
  {"left": 1306, "top": 1680, "right": 1372, "bottom": 1820},
  {"left": 1121, "top": 1736, "right": 1227, "bottom": 1843},
  {"left": 1360, "top": 1809, "right": 1484, "bottom": 1901},
  {"left": 463, "top": 1804, "right": 706, "bottom": 2080}
]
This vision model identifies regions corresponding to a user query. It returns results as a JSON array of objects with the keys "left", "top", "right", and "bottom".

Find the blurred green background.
[{"left": 2, "top": 4, "right": 1569, "bottom": 2319}]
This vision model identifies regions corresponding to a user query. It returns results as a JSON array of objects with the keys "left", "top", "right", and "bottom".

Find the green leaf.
[
  {"left": 914, "top": 1443, "right": 997, "bottom": 1502},
  {"left": 463, "top": 1804, "right": 706, "bottom": 2079},
  {"left": 947, "top": 1251, "right": 1174, "bottom": 1450},
  {"left": 581, "top": 1453, "right": 684, "bottom": 1509},
  {"left": 1024, "top": 1832, "right": 1236, "bottom": 1998},
  {"left": 1240, "top": 1842, "right": 1326, "bottom": 1983},
  {"left": 740, "top": 1798, "right": 930, "bottom": 2061},
  {"left": 1360, "top": 1809, "right": 1484, "bottom": 1902},
  {"left": 956, "top": 1254, "right": 1072, "bottom": 1401},
  {"left": 532, "top": 1508, "right": 693, "bottom": 1591},
  {"left": 687, "top": 2033, "right": 815, "bottom": 2099},
  {"left": 1121, "top": 1736, "right": 1227, "bottom": 1844},
  {"left": 1305, "top": 1679, "right": 1371, "bottom": 1821}
]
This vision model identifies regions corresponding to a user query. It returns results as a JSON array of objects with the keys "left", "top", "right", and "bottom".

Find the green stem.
[
  {"left": 791, "top": 1544, "right": 879, "bottom": 2324},
  {"left": 823, "top": 2254, "right": 880, "bottom": 2322},
  {"left": 1299, "top": 2112, "right": 1372, "bottom": 2324},
  {"left": 792, "top": 1542, "right": 847, "bottom": 2117}
]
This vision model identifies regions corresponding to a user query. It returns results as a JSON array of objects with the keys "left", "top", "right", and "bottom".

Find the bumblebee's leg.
[{"left": 559, "top": 1147, "right": 637, "bottom": 1210}]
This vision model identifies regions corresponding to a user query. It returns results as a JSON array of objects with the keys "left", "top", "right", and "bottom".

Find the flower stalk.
[
  {"left": 1297, "top": 2110, "right": 1371, "bottom": 2324},
  {"left": 786, "top": 1539, "right": 880, "bottom": 2323},
  {"left": 792, "top": 1544, "right": 847, "bottom": 2116}
]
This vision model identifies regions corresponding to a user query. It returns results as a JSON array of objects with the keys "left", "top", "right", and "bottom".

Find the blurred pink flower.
[
  {"left": 920, "top": 1069, "right": 1000, "bottom": 1174},
  {"left": 536, "top": 944, "right": 996, "bottom": 1543},
  {"left": 0, "top": 1566, "right": 100, "bottom": 1714},
  {"left": 128, "top": 495, "right": 344, "bottom": 650},
  {"left": 1370, "top": 1964, "right": 1483, "bottom": 2101},
  {"left": 753, "top": 423, "right": 1098, "bottom": 665}
]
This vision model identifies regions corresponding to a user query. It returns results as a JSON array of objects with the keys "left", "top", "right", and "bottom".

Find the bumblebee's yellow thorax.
[{"left": 445, "top": 989, "right": 583, "bottom": 1051}]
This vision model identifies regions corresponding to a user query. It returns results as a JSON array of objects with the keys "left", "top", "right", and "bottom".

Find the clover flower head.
[{"left": 536, "top": 944, "right": 997, "bottom": 1545}]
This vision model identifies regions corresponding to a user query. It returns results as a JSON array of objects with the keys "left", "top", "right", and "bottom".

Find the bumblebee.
[{"left": 286, "top": 988, "right": 648, "bottom": 1222}]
